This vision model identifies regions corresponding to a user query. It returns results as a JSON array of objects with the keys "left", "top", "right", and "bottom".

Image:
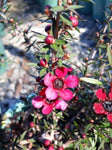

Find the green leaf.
[
  {"left": 40, "top": 45, "right": 49, "bottom": 52},
  {"left": 98, "top": 44, "right": 106, "bottom": 49},
  {"left": 75, "top": 27, "right": 80, "bottom": 33},
  {"left": 51, "top": 43, "right": 59, "bottom": 52},
  {"left": 68, "top": 5, "right": 84, "bottom": 10},
  {"left": 82, "top": 0, "right": 95, "bottom": 4},
  {"left": 45, "top": 55, "right": 50, "bottom": 61},
  {"left": 62, "top": 0, "right": 67, "bottom": 5},
  {"left": 58, "top": 59, "right": 63, "bottom": 67},
  {"left": 85, "top": 124, "right": 92, "bottom": 133},
  {"left": 50, "top": 6, "right": 64, "bottom": 12},
  {"left": 20, "top": 131, "right": 27, "bottom": 141},
  {"left": 80, "top": 77, "right": 103, "bottom": 85},
  {"left": 26, "top": 63, "right": 37, "bottom": 66},
  {"left": 55, "top": 39, "right": 67, "bottom": 45},
  {"left": 37, "top": 34, "right": 46, "bottom": 40},
  {"left": 39, "top": 68, "right": 47, "bottom": 77},
  {"left": 60, "top": 14, "right": 72, "bottom": 26},
  {"left": 107, "top": 45, "right": 112, "bottom": 66},
  {"left": 30, "top": 139, "right": 36, "bottom": 143},
  {"left": 43, "top": 119, "right": 49, "bottom": 128},
  {"left": 110, "top": 144, "right": 112, "bottom": 150}
]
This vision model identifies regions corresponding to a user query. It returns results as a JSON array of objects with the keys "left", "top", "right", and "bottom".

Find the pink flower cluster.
[
  {"left": 93, "top": 86, "right": 112, "bottom": 122},
  {"left": 32, "top": 67, "right": 79, "bottom": 115}
]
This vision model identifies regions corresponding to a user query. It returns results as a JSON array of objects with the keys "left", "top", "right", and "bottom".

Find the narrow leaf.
[
  {"left": 26, "top": 63, "right": 37, "bottom": 66},
  {"left": 107, "top": 45, "right": 112, "bottom": 66},
  {"left": 80, "top": 77, "right": 103, "bottom": 85},
  {"left": 20, "top": 131, "right": 27, "bottom": 141},
  {"left": 50, "top": 6, "right": 64, "bottom": 12},
  {"left": 37, "top": 34, "right": 46, "bottom": 40},
  {"left": 68, "top": 5, "right": 84, "bottom": 10},
  {"left": 51, "top": 43, "right": 59, "bottom": 52},
  {"left": 82, "top": 0, "right": 95, "bottom": 4},
  {"left": 39, "top": 68, "right": 47, "bottom": 77},
  {"left": 60, "top": 14, "right": 72, "bottom": 26},
  {"left": 55, "top": 39, "right": 67, "bottom": 45}
]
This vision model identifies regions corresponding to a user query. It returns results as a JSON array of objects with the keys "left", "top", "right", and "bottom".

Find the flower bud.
[
  {"left": 45, "top": 35, "right": 55, "bottom": 44},
  {"left": 65, "top": 123, "right": 70, "bottom": 129},
  {"left": 67, "top": 0, "right": 72, "bottom": 5},
  {"left": 30, "top": 122, "right": 35, "bottom": 128},
  {"left": 24, "top": 29, "right": 28, "bottom": 34},
  {"left": 70, "top": 16, "right": 78, "bottom": 27},
  {"left": 58, "top": 147, "right": 64, "bottom": 150},
  {"left": 10, "top": 18, "right": 14, "bottom": 24},
  {"left": 99, "top": 39, "right": 104, "bottom": 44},
  {"left": 89, "top": 119, "right": 94, "bottom": 124},
  {"left": 39, "top": 59, "right": 48, "bottom": 68},
  {"left": 82, "top": 133, "right": 87, "bottom": 139},
  {"left": 45, "top": 24, "right": 51, "bottom": 34},
  {"left": 63, "top": 53, "right": 70, "bottom": 60},
  {"left": 62, "top": 44, "right": 67, "bottom": 49},
  {"left": 44, "top": 139, "right": 51, "bottom": 147},
  {"left": 44, "top": 5, "right": 52, "bottom": 16},
  {"left": 48, "top": 145, "right": 54, "bottom": 150}
]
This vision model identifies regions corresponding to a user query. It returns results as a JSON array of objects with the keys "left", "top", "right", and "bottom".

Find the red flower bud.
[
  {"left": 48, "top": 145, "right": 54, "bottom": 150},
  {"left": 45, "top": 35, "right": 55, "bottom": 44},
  {"left": 10, "top": 18, "right": 14, "bottom": 24},
  {"left": 65, "top": 53, "right": 70, "bottom": 59},
  {"left": 82, "top": 133, "right": 87, "bottom": 139},
  {"left": 67, "top": 0, "right": 72, "bottom": 5},
  {"left": 89, "top": 119, "right": 94, "bottom": 124},
  {"left": 62, "top": 44, "right": 67, "bottom": 49},
  {"left": 44, "top": 139, "right": 51, "bottom": 147},
  {"left": 58, "top": 147, "right": 64, "bottom": 150},
  {"left": 44, "top": 5, "right": 52, "bottom": 16},
  {"left": 65, "top": 123, "right": 70, "bottom": 129},
  {"left": 29, "top": 122, "right": 35, "bottom": 128},
  {"left": 70, "top": 16, "right": 78, "bottom": 27},
  {"left": 45, "top": 24, "right": 51, "bottom": 34},
  {"left": 39, "top": 59, "right": 48, "bottom": 68}
]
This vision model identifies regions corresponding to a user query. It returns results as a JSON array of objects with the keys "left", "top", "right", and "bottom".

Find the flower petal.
[
  {"left": 96, "top": 89, "right": 107, "bottom": 101},
  {"left": 44, "top": 73, "right": 56, "bottom": 87},
  {"left": 107, "top": 113, "right": 112, "bottom": 122},
  {"left": 68, "top": 67, "right": 73, "bottom": 73},
  {"left": 45, "top": 87, "right": 58, "bottom": 100},
  {"left": 55, "top": 99, "right": 67, "bottom": 110},
  {"left": 55, "top": 67, "right": 68, "bottom": 77},
  {"left": 32, "top": 96, "right": 44, "bottom": 108},
  {"left": 109, "top": 92, "right": 112, "bottom": 100},
  {"left": 65, "top": 75, "right": 79, "bottom": 88},
  {"left": 60, "top": 89, "right": 73, "bottom": 101},
  {"left": 93, "top": 103, "right": 105, "bottom": 114},
  {"left": 42, "top": 105, "right": 53, "bottom": 115}
]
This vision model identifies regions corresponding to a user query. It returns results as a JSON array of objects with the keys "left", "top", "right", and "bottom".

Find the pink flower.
[
  {"left": 44, "top": 67, "right": 79, "bottom": 101},
  {"left": 32, "top": 96, "right": 54, "bottom": 115},
  {"left": 93, "top": 87, "right": 112, "bottom": 122},
  {"left": 32, "top": 88, "right": 68, "bottom": 115}
]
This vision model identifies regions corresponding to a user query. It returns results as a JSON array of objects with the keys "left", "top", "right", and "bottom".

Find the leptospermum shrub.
[{"left": 1, "top": 0, "right": 112, "bottom": 149}]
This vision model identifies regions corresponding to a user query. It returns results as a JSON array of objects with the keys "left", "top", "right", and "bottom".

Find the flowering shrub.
[
  {"left": 0, "top": 0, "right": 112, "bottom": 150},
  {"left": 93, "top": 85, "right": 112, "bottom": 122}
]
